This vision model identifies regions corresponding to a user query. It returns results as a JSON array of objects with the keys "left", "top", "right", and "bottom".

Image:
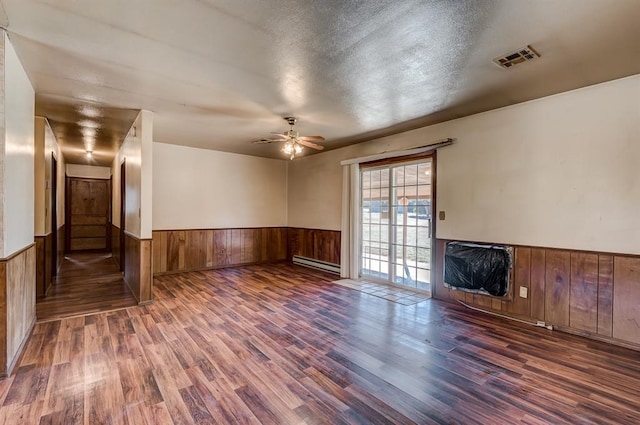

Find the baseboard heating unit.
[{"left": 292, "top": 255, "right": 340, "bottom": 275}]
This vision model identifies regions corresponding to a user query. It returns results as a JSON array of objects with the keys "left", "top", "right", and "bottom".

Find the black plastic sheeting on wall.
[{"left": 444, "top": 242, "right": 512, "bottom": 297}]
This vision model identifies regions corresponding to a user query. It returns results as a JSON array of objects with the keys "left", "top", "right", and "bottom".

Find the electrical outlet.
[
  {"left": 519, "top": 286, "right": 528, "bottom": 298},
  {"left": 438, "top": 211, "right": 445, "bottom": 220}
]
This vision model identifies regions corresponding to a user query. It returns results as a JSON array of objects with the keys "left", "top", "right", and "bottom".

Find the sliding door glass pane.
[
  {"left": 361, "top": 168, "right": 389, "bottom": 280},
  {"left": 361, "top": 159, "right": 432, "bottom": 290}
]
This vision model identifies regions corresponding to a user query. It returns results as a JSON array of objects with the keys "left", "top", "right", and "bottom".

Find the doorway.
[
  {"left": 65, "top": 177, "right": 111, "bottom": 251},
  {"left": 360, "top": 156, "right": 434, "bottom": 292}
]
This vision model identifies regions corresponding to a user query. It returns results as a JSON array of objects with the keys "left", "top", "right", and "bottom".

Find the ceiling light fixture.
[
  {"left": 281, "top": 140, "right": 304, "bottom": 159},
  {"left": 254, "top": 117, "right": 324, "bottom": 160}
]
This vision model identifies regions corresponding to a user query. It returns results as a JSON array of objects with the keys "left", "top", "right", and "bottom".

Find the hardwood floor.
[
  {"left": 36, "top": 252, "right": 137, "bottom": 321},
  {"left": 6, "top": 263, "right": 640, "bottom": 424}
]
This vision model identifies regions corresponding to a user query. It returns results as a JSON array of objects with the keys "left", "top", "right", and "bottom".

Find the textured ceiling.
[{"left": 1, "top": 0, "right": 639, "bottom": 164}]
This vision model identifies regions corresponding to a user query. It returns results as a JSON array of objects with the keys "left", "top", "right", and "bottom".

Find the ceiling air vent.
[{"left": 493, "top": 45, "right": 540, "bottom": 69}]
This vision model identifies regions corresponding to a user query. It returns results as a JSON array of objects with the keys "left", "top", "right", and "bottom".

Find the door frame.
[
  {"left": 119, "top": 159, "right": 126, "bottom": 273},
  {"left": 358, "top": 152, "right": 437, "bottom": 293},
  {"left": 51, "top": 153, "right": 58, "bottom": 277},
  {"left": 65, "top": 176, "right": 111, "bottom": 252}
]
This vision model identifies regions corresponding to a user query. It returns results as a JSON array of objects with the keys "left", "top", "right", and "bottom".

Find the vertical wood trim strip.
[
  {"left": 544, "top": 250, "right": 571, "bottom": 327},
  {"left": 510, "top": 247, "right": 531, "bottom": 317},
  {"left": 529, "top": 248, "right": 546, "bottom": 321},
  {"left": 0, "top": 261, "right": 6, "bottom": 374},
  {"left": 612, "top": 256, "right": 640, "bottom": 344},
  {"left": 569, "top": 252, "right": 598, "bottom": 333},
  {"left": 596, "top": 255, "right": 614, "bottom": 337}
]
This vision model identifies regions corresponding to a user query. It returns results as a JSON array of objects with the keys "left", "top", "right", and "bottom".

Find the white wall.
[
  {"left": 66, "top": 164, "right": 111, "bottom": 179},
  {"left": 112, "top": 110, "right": 153, "bottom": 239},
  {"left": 287, "top": 148, "right": 344, "bottom": 231},
  {"left": 3, "top": 32, "right": 35, "bottom": 257},
  {"left": 34, "top": 117, "right": 63, "bottom": 236},
  {"left": 34, "top": 118, "right": 45, "bottom": 236},
  {"left": 288, "top": 74, "right": 640, "bottom": 255},
  {"left": 56, "top": 148, "right": 65, "bottom": 232},
  {"left": 153, "top": 143, "right": 288, "bottom": 230},
  {"left": 139, "top": 110, "right": 153, "bottom": 238}
]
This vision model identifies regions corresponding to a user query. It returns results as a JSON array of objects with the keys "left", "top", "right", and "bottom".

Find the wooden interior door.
[{"left": 67, "top": 177, "right": 111, "bottom": 251}]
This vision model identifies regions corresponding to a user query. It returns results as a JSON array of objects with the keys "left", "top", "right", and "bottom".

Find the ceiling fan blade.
[
  {"left": 298, "top": 135, "right": 325, "bottom": 141},
  {"left": 297, "top": 140, "right": 325, "bottom": 150},
  {"left": 253, "top": 139, "right": 282, "bottom": 144},
  {"left": 270, "top": 132, "right": 289, "bottom": 138}
]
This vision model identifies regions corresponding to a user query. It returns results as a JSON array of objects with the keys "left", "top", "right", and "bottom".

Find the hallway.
[{"left": 36, "top": 252, "right": 137, "bottom": 321}]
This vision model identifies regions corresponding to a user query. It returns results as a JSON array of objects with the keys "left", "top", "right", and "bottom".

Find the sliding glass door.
[{"left": 360, "top": 158, "right": 433, "bottom": 291}]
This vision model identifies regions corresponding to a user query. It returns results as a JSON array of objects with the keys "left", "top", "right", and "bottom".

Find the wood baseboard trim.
[
  {"left": 5, "top": 317, "right": 36, "bottom": 377},
  {"left": 552, "top": 324, "right": 640, "bottom": 352}
]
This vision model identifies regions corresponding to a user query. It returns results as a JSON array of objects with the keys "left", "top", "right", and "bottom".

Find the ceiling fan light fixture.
[{"left": 253, "top": 117, "right": 325, "bottom": 160}]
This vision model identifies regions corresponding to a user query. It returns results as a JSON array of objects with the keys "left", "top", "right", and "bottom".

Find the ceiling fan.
[{"left": 254, "top": 117, "right": 325, "bottom": 160}]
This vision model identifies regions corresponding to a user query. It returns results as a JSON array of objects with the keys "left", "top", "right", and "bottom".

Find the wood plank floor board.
[
  {"left": 4, "top": 263, "right": 640, "bottom": 423},
  {"left": 37, "top": 253, "right": 138, "bottom": 321}
]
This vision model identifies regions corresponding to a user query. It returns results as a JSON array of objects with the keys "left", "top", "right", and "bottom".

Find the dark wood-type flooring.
[
  {"left": 6, "top": 263, "right": 640, "bottom": 424},
  {"left": 36, "top": 252, "right": 137, "bottom": 321}
]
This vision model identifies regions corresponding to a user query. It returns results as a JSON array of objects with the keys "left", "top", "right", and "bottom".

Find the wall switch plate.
[
  {"left": 519, "top": 286, "right": 528, "bottom": 298},
  {"left": 438, "top": 211, "right": 445, "bottom": 220}
]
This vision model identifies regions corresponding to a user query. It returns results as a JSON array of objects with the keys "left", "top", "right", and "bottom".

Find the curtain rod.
[{"left": 340, "top": 138, "right": 454, "bottom": 166}]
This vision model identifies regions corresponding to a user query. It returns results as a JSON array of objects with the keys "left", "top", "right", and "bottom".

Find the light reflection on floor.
[{"left": 333, "top": 279, "right": 431, "bottom": 305}]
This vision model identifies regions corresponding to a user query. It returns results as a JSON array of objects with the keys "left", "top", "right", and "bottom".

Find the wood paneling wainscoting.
[
  {"left": 434, "top": 239, "right": 640, "bottom": 349},
  {"left": 112, "top": 224, "right": 121, "bottom": 268},
  {"left": 288, "top": 227, "right": 341, "bottom": 264},
  {"left": 35, "top": 233, "right": 53, "bottom": 298},
  {"left": 152, "top": 228, "right": 288, "bottom": 275},
  {"left": 36, "top": 225, "right": 66, "bottom": 299},
  {"left": 57, "top": 225, "right": 65, "bottom": 273},
  {"left": 0, "top": 244, "right": 36, "bottom": 377},
  {"left": 124, "top": 233, "right": 153, "bottom": 305}
]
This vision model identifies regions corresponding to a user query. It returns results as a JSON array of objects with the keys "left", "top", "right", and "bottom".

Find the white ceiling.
[{"left": 1, "top": 0, "right": 639, "bottom": 165}]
